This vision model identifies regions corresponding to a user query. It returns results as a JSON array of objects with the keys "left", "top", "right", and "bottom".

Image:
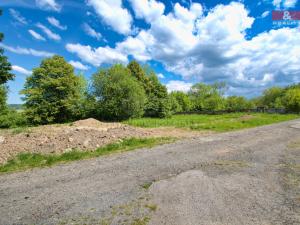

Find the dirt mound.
[
  {"left": 0, "top": 119, "right": 152, "bottom": 164},
  {"left": 0, "top": 118, "right": 206, "bottom": 165},
  {"left": 72, "top": 118, "right": 122, "bottom": 129}
]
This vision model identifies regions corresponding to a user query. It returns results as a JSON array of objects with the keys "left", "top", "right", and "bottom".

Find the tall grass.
[{"left": 125, "top": 113, "right": 299, "bottom": 132}]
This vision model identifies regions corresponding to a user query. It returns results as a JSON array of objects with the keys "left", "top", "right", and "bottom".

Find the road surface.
[{"left": 1, "top": 120, "right": 300, "bottom": 225}]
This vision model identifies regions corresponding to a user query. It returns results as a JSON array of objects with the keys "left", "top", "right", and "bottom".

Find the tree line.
[
  {"left": 0, "top": 9, "right": 299, "bottom": 128},
  {"left": 0, "top": 54, "right": 299, "bottom": 128}
]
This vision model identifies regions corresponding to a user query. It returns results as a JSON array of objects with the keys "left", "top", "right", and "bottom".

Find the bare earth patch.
[{"left": 0, "top": 118, "right": 205, "bottom": 164}]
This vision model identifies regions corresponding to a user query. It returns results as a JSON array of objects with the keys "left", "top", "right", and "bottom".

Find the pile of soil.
[
  {"left": 0, "top": 118, "right": 206, "bottom": 165},
  {"left": 0, "top": 119, "right": 152, "bottom": 164}
]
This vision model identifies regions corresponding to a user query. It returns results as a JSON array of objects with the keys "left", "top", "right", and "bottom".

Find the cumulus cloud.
[
  {"left": 69, "top": 60, "right": 90, "bottom": 70},
  {"left": 47, "top": 17, "right": 67, "bottom": 30},
  {"left": 66, "top": 1, "right": 300, "bottom": 96},
  {"left": 166, "top": 80, "right": 193, "bottom": 93},
  {"left": 9, "top": 8, "right": 27, "bottom": 25},
  {"left": 36, "top": 0, "right": 61, "bottom": 12},
  {"left": 83, "top": 23, "right": 102, "bottom": 40},
  {"left": 87, "top": 0, "right": 132, "bottom": 35},
  {"left": 129, "top": 0, "right": 165, "bottom": 23},
  {"left": 28, "top": 29, "right": 46, "bottom": 41},
  {"left": 36, "top": 23, "right": 61, "bottom": 41},
  {"left": 12, "top": 65, "right": 32, "bottom": 75},
  {"left": 65, "top": 43, "right": 128, "bottom": 67},
  {"left": 0, "top": 43, "right": 54, "bottom": 57}
]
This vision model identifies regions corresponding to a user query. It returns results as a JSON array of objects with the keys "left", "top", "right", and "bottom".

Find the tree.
[
  {"left": 260, "top": 87, "right": 284, "bottom": 108},
  {"left": 189, "top": 82, "right": 226, "bottom": 111},
  {"left": 127, "top": 60, "right": 152, "bottom": 94},
  {"left": 282, "top": 88, "right": 300, "bottom": 113},
  {"left": 92, "top": 64, "right": 146, "bottom": 121},
  {"left": 226, "top": 96, "right": 250, "bottom": 111},
  {"left": 127, "top": 61, "right": 171, "bottom": 118},
  {"left": 21, "top": 55, "right": 84, "bottom": 124},
  {"left": 144, "top": 70, "right": 171, "bottom": 118},
  {"left": 0, "top": 9, "right": 14, "bottom": 113},
  {"left": 170, "top": 91, "right": 192, "bottom": 113}
]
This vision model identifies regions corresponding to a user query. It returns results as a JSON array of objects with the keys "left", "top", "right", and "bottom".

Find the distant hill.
[{"left": 8, "top": 104, "right": 24, "bottom": 111}]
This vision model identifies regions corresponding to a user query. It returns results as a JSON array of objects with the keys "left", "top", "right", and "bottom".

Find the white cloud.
[
  {"left": 157, "top": 73, "right": 165, "bottom": 78},
  {"left": 47, "top": 17, "right": 67, "bottom": 30},
  {"left": 116, "top": 30, "right": 152, "bottom": 61},
  {"left": 28, "top": 29, "right": 46, "bottom": 41},
  {"left": 87, "top": 0, "right": 132, "bottom": 35},
  {"left": 36, "top": 23, "right": 61, "bottom": 41},
  {"left": 0, "top": 43, "right": 54, "bottom": 57},
  {"left": 66, "top": 1, "right": 300, "bottom": 96},
  {"left": 12, "top": 65, "right": 32, "bottom": 75},
  {"left": 9, "top": 8, "right": 27, "bottom": 25},
  {"left": 65, "top": 43, "right": 128, "bottom": 67},
  {"left": 83, "top": 23, "right": 102, "bottom": 40},
  {"left": 36, "top": 0, "right": 61, "bottom": 12},
  {"left": 284, "top": 0, "right": 298, "bottom": 8},
  {"left": 260, "top": 11, "right": 270, "bottom": 18},
  {"left": 69, "top": 60, "right": 90, "bottom": 70},
  {"left": 166, "top": 80, "right": 193, "bottom": 93},
  {"left": 129, "top": 0, "right": 165, "bottom": 23},
  {"left": 273, "top": 0, "right": 298, "bottom": 8}
]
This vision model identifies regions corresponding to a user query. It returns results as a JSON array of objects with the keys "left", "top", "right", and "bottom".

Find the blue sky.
[{"left": 0, "top": 0, "right": 299, "bottom": 104}]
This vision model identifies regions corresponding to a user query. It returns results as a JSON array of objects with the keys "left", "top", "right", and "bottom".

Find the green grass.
[
  {"left": 125, "top": 113, "right": 300, "bottom": 132},
  {"left": 0, "top": 137, "right": 174, "bottom": 174}
]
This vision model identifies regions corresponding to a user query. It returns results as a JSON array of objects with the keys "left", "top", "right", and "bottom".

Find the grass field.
[
  {"left": 125, "top": 113, "right": 300, "bottom": 132},
  {"left": 0, "top": 137, "right": 174, "bottom": 174}
]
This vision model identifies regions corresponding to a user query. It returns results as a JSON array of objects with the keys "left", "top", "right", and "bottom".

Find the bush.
[
  {"left": 92, "top": 64, "right": 146, "bottom": 121},
  {"left": 0, "top": 109, "right": 27, "bottom": 128}
]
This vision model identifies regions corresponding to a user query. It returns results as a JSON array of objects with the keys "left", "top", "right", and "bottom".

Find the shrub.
[{"left": 0, "top": 109, "right": 27, "bottom": 128}]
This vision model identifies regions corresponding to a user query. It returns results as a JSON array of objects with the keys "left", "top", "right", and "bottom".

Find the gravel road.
[{"left": 1, "top": 119, "right": 300, "bottom": 225}]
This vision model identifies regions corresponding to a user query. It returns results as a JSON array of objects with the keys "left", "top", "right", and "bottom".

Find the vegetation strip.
[
  {"left": 125, "top": 113, "right": 300, "bottom": 132},
  {"left": 0, "top": 137, "right": 175, "bottom": 174}
]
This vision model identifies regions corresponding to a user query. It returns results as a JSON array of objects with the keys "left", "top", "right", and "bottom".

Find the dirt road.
[{"left": 1, "top": 120, "right": 300, "bottom": 225}]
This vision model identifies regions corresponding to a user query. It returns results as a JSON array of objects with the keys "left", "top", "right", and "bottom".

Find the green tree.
[
  {"left": 226, "top": 96, "right": 250, "bottom": 111},
  {"left": 21, "top": 55, "right": 84, "bottom": 124},
  {"left": 144, "top": 70, "right": 171, "bottom": 118},
  {"left": 282, "top": 88, "right": 300, "bottom": 113},
  {"left": 92, "top": 64, "right": 146, "bottom": 121},
  {"left": 127, "top": 60, "right": 152, "bottom": 94},
  {"left": 189, "top": 82, "right": 226, "bottom": 111},
  {"left": 261, "top": 86, "right": 284, "bottom": 108},
  {"left": 127, "top": 61, "right": 171, "bottom": 118},
  {"left": 170, "top": 91, "right": 192, "bottom": 112},
  {"left": 0, "top": 9, "right": 14, "bottom": 113}
]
